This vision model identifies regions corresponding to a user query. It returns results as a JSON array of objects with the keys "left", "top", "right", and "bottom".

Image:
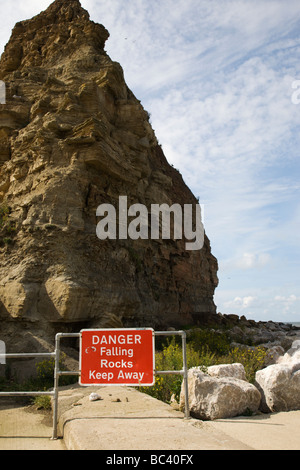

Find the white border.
[{"left": 79, "top": 328, "right": 155, "bottom": 386}]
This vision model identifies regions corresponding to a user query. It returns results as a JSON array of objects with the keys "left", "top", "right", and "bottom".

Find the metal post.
[
  {"left": 181, "top": 331, "right": 190, "bottom": 419},
  {"left": 51, "top": 333, "right": 60, "bottom": 440},
  {"left": 51, "top": 333, "right": 80, "bottom": 440},
  {"left": 154, "top": 330, "right": 190, "bottom": 419}
]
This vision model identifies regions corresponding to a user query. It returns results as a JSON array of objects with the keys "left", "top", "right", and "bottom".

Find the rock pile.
[
  {"left": 187, "top": 312, "right": 300, "bottom": 351},
  {"left": 228, "top": 319, "right": 299, "bottom": 350},
  {"left": 255, "top": 340, "right": 300, "bottom": 413},
  {"left": 180, "top": 339, "right": 300, "bottom": 420}
]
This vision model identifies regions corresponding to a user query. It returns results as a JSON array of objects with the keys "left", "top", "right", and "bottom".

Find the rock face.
[{"left": 0, "top": 0, "right": 218, "bottom": 353}]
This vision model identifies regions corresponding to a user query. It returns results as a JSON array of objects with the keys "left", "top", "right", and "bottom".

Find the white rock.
[
  {"left": 277, "top": 340, "right": 300, "bottom": 365},
  {"left": 180, "top": 368, "right": 261, "bottom": 420},
  {"left": 89, "top": 392, "right": 101, "bottom": 402},
  {"left": 207, "top": 363, "right": 246, "bottom": 381},
  {"left": 255, "top": 341, "right": 300, "bottom": 412}
]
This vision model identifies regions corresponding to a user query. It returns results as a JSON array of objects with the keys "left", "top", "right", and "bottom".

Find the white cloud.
[
  {"left": 274, "top": 294, "right": 298, "bottom": 303},
  {"left": 0, "top": 0, "right": 300, "bottom": 323},
  {"left": 235, "top": 253, "right": 272, "bottom": 270},
  {"left": 224, "top": 296, "right": 257, "bottom": 309},
  {"left": 272, "top": 294, "right": 299, "bottom": 316},
  {"left": 216, "top": 287, "right": 300, "bottom": 322}
]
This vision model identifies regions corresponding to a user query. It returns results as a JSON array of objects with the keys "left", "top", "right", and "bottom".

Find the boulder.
[
  {"left": 277, "top": 340, "right": 300, "bottom": 365},
  {"left": 255, "top": 341, "right": 300, "bottom": 412},
  {"left": 263, "top": 345, "right": 285, "bottom": 367},
  {"left": 207, "top": 363, "right": 246, "bottom": 381},
  {"left": 180, "top": 368, "right": 261, "bottom": 420}
]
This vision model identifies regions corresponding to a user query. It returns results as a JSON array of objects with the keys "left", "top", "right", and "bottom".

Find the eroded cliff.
[{"left": 0, "top": 0, "right": 218, "bottom": 353}]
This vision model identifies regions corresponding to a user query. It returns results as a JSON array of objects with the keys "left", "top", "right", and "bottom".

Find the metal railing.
[
  {"left": 0, "top": 352, "right": 56, "bottom": 397},
  {"left": 0, "top": 330, "right": 190, "bottom": 440},
  {"left": 154, "top": 330, "right": 189, "bottom": 420}
]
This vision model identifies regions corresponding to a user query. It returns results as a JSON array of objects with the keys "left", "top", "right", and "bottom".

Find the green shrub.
[
  {"left": 139, "top": 339, "right": 207, "bottom": 403},
  {"left": 138, "top": 340, "right": 183, "bottom": 402},
  {"left": 34, "top": 355, "right": 77, "bottom": 389},
  {"left": 188, "top": 328, "right": 231, "bottom": 356},
  {"left": 33, "top": 395, "right": 52, "bottom": 410},
  {"left": 35, "top": 358, "right": 56, "bottom": 383},
  {"left": 138, "top": 334, "right": 267, "bottom": 404},
  {"left": 225, "top": 346, "right": 267, "bottom": 383}
]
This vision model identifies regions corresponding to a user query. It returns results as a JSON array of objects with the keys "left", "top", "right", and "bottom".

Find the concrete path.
[
  {"left": 0, "top": 398, "right": 65, "bottom": 450},
  {"left": 56, "top": 385, "right": 300, "bottom": 451},
  {"left": 56, "top": 385, "right": 251, "bottom": 450},
  {"left": 211, "top": 411, "right": 300, "bottom": 450},
  {"left": 0, "top": 386, "right": 299, "bottom": 450}
]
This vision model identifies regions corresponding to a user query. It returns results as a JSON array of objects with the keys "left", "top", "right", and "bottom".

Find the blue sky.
[{"left": 1, "top": 0, "right": 300, "bottom": 323}]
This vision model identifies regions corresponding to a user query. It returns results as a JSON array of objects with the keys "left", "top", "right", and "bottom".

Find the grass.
[{"left": 33, "top": 395, "right": 52, "bottom": 410}]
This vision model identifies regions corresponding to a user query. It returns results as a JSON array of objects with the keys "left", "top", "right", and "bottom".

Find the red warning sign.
[{"left": 79, "top": 328, "right": 155, "bottom": 386}]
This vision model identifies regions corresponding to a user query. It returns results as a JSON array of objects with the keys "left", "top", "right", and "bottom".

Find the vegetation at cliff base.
[
  {"left": 138, "top": 332, "right": 267, "bottom": 404},
  {"left": 0, "top": 328, "right": 267, "bottom": 409}
]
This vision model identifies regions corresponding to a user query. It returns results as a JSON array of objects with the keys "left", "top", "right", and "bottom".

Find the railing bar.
[
  {"left": 155, "top": 370, "right": 184, "bottom": 375},
  {"left": 154, "top": 331, "right": 185, "bottom": 336},
  {"left": 0, "top": 391, "right": 55, "bottom": 397},
  {"left": 57, "top": 370, "right": 80, "bottom": 376},
  {"left": 5, "top": 353, "right": 56, "bottom": 358}
]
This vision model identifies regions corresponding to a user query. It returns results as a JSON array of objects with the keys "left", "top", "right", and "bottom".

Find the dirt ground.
[
  {"left": 0, "top": 398, "right": 65, "bottom": 450},
  {"left": 0, "top": 387, "right": 300, "bottom": 451}
]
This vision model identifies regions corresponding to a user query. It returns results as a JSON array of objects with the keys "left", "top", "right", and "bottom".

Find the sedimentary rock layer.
[{"left": 0, "top": 0, "right": 218, "bottom": 352}]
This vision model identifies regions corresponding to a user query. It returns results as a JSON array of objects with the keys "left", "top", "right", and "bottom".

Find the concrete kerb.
[
  {"left": 53, "top": 384, "right": 253, "bottom": 451},
  {"left": 53, "top": 384, "right": 300, "bottom": 450}
]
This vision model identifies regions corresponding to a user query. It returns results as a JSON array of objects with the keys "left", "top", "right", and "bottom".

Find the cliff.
[{"left": 0, "top": 0, "right": 218, "bottom": 353}]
